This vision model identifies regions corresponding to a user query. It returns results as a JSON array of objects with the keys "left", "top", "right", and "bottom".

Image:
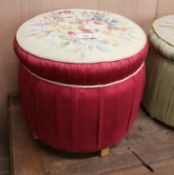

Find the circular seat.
[
  {"left": 143, "top": 15, "right": 174, "bottom": 127},
  {"left": 15, "top": 9, "right": 148, "bottom": 152}
]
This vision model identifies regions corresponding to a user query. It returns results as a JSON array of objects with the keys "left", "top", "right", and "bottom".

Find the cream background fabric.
[{"left": 16, "top": 9, "right": 146, "bottom": 63}]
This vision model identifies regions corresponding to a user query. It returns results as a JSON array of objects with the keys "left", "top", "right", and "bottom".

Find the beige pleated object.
[{"left": 143, "top": 15, "right": 174, "bottom": 127}]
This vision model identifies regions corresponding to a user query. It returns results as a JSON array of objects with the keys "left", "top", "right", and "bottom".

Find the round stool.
[
  {"left": 14, "top": 9, "right": 148, "bottom": 153},
  {"left": 143, "top": 15, "right": 174, "bottom": 127}
]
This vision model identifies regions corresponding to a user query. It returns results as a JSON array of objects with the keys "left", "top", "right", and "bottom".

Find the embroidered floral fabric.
[{"left": 16, "top": 9, "right": 146, "bottom": 63}]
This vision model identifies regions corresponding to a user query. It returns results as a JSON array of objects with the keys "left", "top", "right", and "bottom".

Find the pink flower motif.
[
  {"left": 67, "top": 31, "right": 76, "bottom": 37},
  {"left": 79, "top": 28, "right": 93, "bottom": 33},
  {"left": 92, "top": 20, "right": 104, "bottom": 25},
  {"left": 107, "top": 25, "right": 113, "bottom": 30}
]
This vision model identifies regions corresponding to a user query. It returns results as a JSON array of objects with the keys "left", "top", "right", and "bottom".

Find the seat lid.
[{"left": 16, "top": 9, "right": 146, "bottom": 63}]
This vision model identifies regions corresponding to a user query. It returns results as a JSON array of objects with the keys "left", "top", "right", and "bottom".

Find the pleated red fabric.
[{"left": 19, "top": 60, "right": 146, "bottom": 152}]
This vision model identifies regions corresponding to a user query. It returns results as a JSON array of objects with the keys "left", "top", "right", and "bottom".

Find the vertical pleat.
[
  {"left": 128, "top": 66, "right": 145, "bottom": 129},
  {"left": 72, "top": 88, "right": 78, "bottom": 152},
  {"left": 20, "top": 64, "right": 40, "bottom": 136},
  {"left": 126, "top": 57, "right": 137, "bottom": 131},
  {"left": 55, "top": 86, "right": 62, "bottom": 149},
  {"left": 97, "top": 87, "right": 103, "bottom": 150},
  {"left": 126, "top": 77, "right": 135, "bottom": 131},
  {"left": 55, "top": 86, "right": 77, "bottom": 151},
  {"left": 97, "top": 76, "right": 135, "bottom": 149},
  {"left": 142, "top": 48, "right": 163, "bottom": 115},
  {"left": 19, "top": 64, "right": 31, "bottom": 128},
  {"left": 152, "top": 58, "right": 164, "bottom": 115},
  {"left": 165, "top": 86, "right": 174, "bottom": 126},
  {"left": 153, "top": 59, "right": 174, "bottom": 124},
  {"left": 75, "top": 88, "right": 99, "bottom": 152}
]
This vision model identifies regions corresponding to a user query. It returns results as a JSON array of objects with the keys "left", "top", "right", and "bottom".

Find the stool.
[
  {"left": 143, "top": 15, "right": 174, "bottom": 127},
  {"left": 14, "top": 9, "right": 148, "bottom": 153}
]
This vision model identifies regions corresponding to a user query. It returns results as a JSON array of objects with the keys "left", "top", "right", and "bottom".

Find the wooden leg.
[
  {"left": 32, "top": 133, "right": 38, "bottom": 140},
  {"left": 100, "top": 147, "right": 110, "bottom": 157}
]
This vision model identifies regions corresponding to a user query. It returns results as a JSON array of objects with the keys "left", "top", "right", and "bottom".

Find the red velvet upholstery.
[
  {"left": 19, "top": 63, "right": 145, "bottom": 152},
  {"left": 15, "top": 38, "right": 148, "bottom": 153}
]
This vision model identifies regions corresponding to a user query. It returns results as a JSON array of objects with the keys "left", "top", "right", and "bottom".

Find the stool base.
[
  {"left": 32, "top": 133, "right": 38, "bottom": 140},
  {"left": 100, "top": 147, "right": 110, "bottom": 157}
]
